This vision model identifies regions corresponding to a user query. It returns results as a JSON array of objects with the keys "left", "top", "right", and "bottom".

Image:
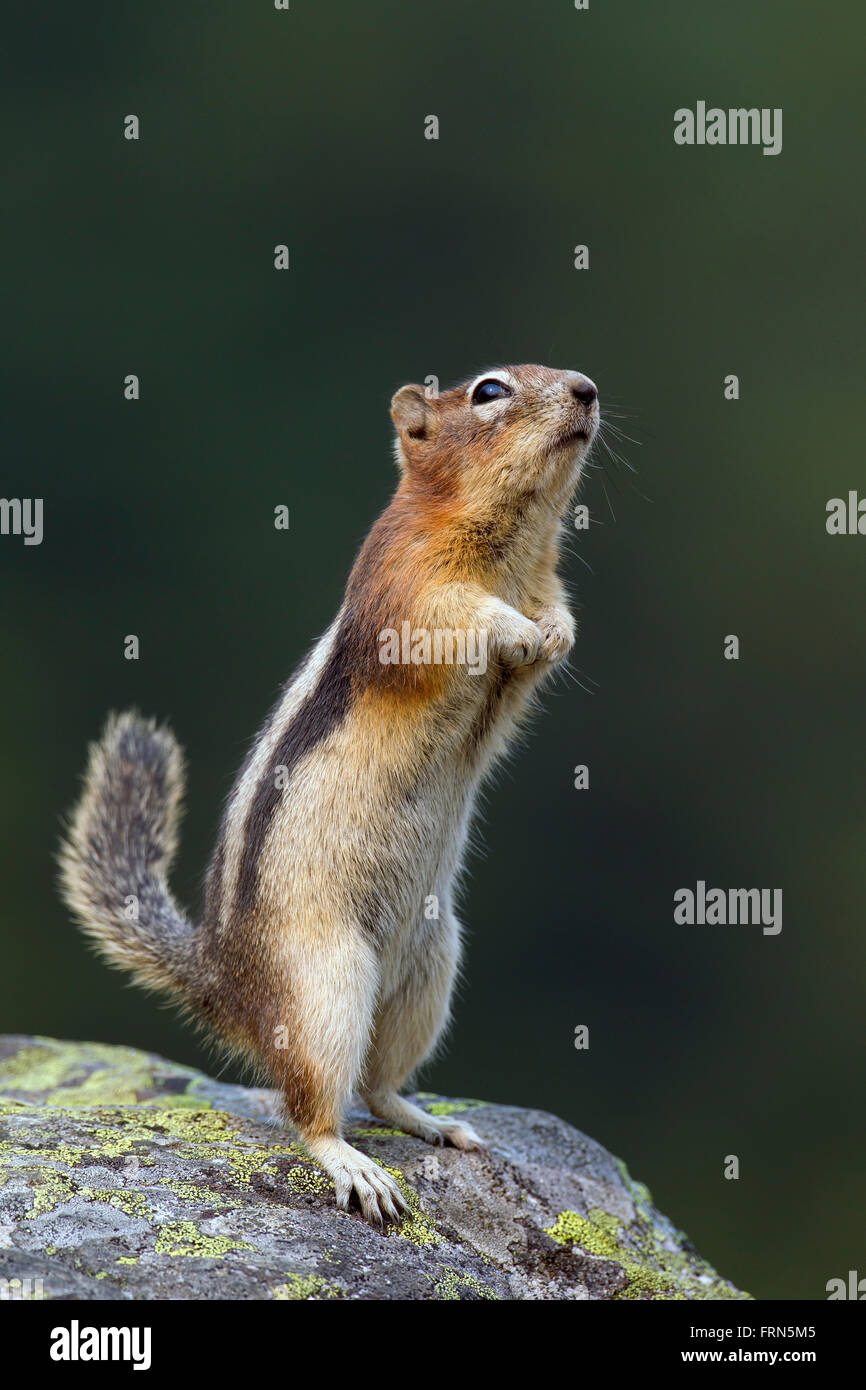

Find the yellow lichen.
[
  {"left": 157, "top": 1180, "right": 237, "bottom": 1209},
  {"left": 423, "top": 1100, "right": 484, "bottom": 1116},
  {"left": 545, "top": 1206, "right": 749, "bottom": 1301},
  {"left": 25, "top": 1172, "right": 77, "bottom": 1219},
  {"left": 283, "top": 1166, "right": 331, "bottom": 1195},
  {"left": 431, "top": 1266, "right": 499, "bottom": 1300},
  {"left": 382, "top": 1167, "right": 439, "bottom": 1247},
  {"left": 0, "top": 1039, "right": 206, "bottom": 1108},
  {"left": 271, "top": 1273, "right": 342, "bottom": 1300},
  {"left": 153, "top": 1222, "right": 254, "bottom": 1258},
  {"left": 80, "top": 1188, "right": 152, "bottom": 1218},
  {"left": 348, "top": 1124, "right": 404, "bottom": 1138}
]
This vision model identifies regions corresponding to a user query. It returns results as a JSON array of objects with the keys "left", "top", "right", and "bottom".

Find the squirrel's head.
[{"left": 390, "top": 364, "right": 599, "bottom": 517}]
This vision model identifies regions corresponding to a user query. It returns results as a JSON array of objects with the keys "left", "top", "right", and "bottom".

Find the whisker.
[
  {"left": 600, "top": 477, "right": 617, "bottom": 523},
  {"left": 561, "top": 661, "right": 601, "bottom": 695},
  {"left": 601, "top": 422, "right": 643, "bottom": 449},
  {"left": 598, "top": 434, "right": 637, "bottom": 476}
]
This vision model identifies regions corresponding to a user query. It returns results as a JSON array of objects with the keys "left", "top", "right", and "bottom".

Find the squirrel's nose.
[{"left": 567, "top": 372, "right": 598, "bottom": 406}]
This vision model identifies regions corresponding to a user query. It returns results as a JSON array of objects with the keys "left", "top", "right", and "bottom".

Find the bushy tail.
[{"left": 58, "top": 711, "right": 199, "bottom": 1003}]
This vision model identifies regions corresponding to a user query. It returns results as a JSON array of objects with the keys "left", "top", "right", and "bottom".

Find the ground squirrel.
[{"left": 59, "top": 363, "right": 600, "bottom": 1224}]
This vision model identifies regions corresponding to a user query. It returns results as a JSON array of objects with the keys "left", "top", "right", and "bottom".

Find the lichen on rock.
[{"left": 0, "top": 1035, "right": 749, "bottom": 1301}]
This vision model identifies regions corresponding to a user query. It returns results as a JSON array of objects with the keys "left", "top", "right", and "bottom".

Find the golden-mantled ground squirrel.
[{"left": 59, "top": 363, "right": 600, "bottom": 1224}]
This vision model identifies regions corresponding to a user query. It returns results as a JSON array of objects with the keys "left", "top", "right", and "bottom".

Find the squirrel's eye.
[{"left": 471, "top": 379, "right": 512, "bottom": 405}]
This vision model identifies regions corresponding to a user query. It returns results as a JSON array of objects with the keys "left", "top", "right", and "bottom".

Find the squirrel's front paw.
[
  {"left": 497, "top": 620, "right": 543, "bottom": 668},
  {"left": 533, "top": 607, "right": 575, "bottom": 664}
]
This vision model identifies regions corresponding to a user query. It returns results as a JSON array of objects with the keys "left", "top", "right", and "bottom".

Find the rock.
[{"left": 0, "top": 1036, "right": 748, "bottom": 1301}]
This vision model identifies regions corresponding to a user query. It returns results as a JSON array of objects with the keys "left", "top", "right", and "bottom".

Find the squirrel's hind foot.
[
  {"left": 302, "top": 1134, "right": 408, "bottom": 1226},
  {"left": 362, "top": 1089, "right": 485, "bottom": 1151}
]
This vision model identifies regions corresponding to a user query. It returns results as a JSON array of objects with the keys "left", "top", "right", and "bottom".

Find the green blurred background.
[{"left": 2, "top": 0, "right": 863, "bottom": 1299}]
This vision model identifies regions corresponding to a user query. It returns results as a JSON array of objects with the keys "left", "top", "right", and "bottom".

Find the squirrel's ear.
[{"left": 390, "top": 384, "right": 439, "bottom": 448}]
